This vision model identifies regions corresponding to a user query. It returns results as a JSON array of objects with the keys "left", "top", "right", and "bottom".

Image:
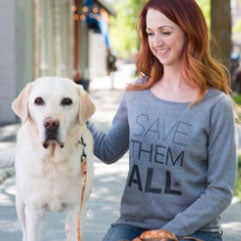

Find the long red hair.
[{"left": 128, "top": 0, "right": 231, "bottom": 104}]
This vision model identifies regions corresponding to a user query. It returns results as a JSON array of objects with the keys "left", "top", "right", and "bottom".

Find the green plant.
[
  {"left": 233, "top": 95, "right": 241, "bottom": 200},
  {"left": 235, "top": 155, "right": 241, "bottom": 200},
  {"left": 233, "top": 94, "right": 241, "bottom": 105}
]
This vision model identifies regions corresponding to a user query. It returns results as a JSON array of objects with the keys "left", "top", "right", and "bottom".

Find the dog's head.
[{"left": 12, "top": 77, "right": 95, "bottom": 149}]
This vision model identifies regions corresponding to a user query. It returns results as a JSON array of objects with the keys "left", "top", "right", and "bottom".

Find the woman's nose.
[{"left": 153, "top": 35, "right": 164, "bottom": 47}]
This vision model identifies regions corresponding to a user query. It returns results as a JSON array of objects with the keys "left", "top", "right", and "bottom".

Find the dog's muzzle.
[{"left": 43, "top": 117, "right": 64, "bottom": 148}]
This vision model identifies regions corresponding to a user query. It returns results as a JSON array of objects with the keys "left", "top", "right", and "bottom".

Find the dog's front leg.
[
  {"left": 16, "top": 193, "right": 27, "bottom": 241},
  {"left": 25, "top": 206, "right": 45, "bottom": 241},
  {"left": 65, "top": 208, "right": 81, "bottom": 241}
]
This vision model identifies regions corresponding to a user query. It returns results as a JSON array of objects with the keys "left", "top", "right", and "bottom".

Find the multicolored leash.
[{"left": 77, "top": 136, "right": 87, "bottom": 241}]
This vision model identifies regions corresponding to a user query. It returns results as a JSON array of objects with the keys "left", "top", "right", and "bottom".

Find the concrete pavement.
[{"left": 0, "top": 63, "right": 241, "bottom": 240}]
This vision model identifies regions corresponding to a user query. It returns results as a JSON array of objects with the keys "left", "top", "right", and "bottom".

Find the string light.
[
  {"left": 71, "top": 3, "right": 102, "bottom": 21},
  {"left": 74, "top": 14, "right": 80, "bottom": 21},
  {"left": 71, "top": 6, "right": 77, "bottom": 12},
  {"left": 80, "top": 15, "right": 86, "bottom": 21},
  {"left": 82, "top": 6, "right": 88, "bottom": 13},
  {"left": 93, "top": 7, "right": 99, "bottom": 14}
]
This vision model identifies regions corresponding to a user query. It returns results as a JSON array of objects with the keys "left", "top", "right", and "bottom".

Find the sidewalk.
[{"left": 0, "top": 63, "right": 241, "bottom": 240}]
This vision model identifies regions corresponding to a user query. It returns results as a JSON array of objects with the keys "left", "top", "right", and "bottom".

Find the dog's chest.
[
  {"left": 18, "top": 158, "right": 83, "bottom": 211},
  {"left": 41, "top": 156, "right": 81, "bottom": 179},
  {"left": 16, "top": 150, "right": 83, "bottom": 205}
]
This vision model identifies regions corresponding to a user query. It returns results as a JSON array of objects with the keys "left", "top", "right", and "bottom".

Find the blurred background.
[{"left": 0, "top": 0, "right": 241, "bottom": 124}]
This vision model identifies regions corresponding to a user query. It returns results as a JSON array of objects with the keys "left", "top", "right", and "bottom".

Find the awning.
[{"left": 95, "top": 0, "right": 116, "bottom": 16}]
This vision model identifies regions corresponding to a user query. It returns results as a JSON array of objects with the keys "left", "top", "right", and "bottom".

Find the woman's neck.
[{"left": 150, "top": 67, "right": 198, "bottom": 102}]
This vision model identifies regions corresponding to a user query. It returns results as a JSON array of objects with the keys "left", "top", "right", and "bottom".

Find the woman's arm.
[{"left": 87, "top": 93, "right": 129, "bottom": 164}]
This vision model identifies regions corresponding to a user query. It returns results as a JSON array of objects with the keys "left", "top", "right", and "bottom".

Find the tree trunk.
[{"left": 211, "top": 0, "right": 232, "bottom": 70}]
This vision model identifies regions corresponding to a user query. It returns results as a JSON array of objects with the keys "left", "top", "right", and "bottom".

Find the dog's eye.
[
  {"left": 61, "top": 98, "right": 73, "bottom": 106},
  {"left": 34, "top": 97, "right": 45, "bottom": 105}
]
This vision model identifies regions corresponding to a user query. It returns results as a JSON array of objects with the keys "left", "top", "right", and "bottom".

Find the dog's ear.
[
  {"left": 12, "top": 82, "right": 33, "bottom": 122},
  {"left": 77, "top": 85, "right": 95, "bottom": 125}
]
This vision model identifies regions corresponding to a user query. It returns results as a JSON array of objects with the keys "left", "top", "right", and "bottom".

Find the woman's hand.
[
  {"left": 132, "top": 229, "right": 178, "bottom": 241},
  {"left": 131, "top": 229, "right": 203, "bottom": 241}
]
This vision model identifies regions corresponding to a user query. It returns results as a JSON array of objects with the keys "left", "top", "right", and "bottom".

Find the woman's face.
[{"left": 146, "top": 8, "right": 186, "bottom": 69}]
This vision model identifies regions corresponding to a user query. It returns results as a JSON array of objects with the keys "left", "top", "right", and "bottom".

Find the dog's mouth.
[
  {"left": 42, "top": 128, "right": 65, "bottom": 149},
  {"left": 42, "top": 117, "right": 64, "bottom": 149},
  {"left": 42, "top": 140, "right": 65, "bottom": 149}
]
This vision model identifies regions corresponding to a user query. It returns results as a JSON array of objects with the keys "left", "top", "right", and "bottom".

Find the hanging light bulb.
[
  {"left": 71, "top": 6, "right": 77, "bottom": 12},
  {"left": 74, "top": 14, "right": 80, "bottom": 21}
]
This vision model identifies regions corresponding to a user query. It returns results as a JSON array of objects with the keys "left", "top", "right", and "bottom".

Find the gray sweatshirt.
[{"left": 88, "top": 86, "right": 237, "bottom": 236}]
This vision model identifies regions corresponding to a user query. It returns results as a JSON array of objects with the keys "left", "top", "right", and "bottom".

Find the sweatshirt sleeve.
[
  {"left": 87, "top": 93, "right": 129, "bottom": 164},
  {"left": 161, "top": 95, "right": 237, "bottom": 236}
]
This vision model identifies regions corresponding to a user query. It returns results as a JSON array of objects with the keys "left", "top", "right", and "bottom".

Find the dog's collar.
[
  {"left": 77, "top": 135, "right": 88, "bottom": 241},
  {"left": 78, "top": 136, "right": 86, "bottom": 162}
]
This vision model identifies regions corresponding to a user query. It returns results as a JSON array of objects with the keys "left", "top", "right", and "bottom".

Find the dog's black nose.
[{"left": 44, "top": 118, "right": 60, "bottom": 130}]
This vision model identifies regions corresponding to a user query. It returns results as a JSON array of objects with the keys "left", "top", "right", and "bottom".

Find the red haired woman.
[{"left": 88, "top": 0, "right": 236, "bottom": 240}]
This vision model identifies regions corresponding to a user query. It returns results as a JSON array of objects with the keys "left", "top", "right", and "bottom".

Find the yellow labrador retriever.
[{"left": 12, "top": 77, "right": 95, "bottom": 241}]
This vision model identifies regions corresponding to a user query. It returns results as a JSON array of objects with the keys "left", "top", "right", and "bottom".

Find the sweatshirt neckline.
[{"left": 146, "top": 87, "right": 215, "bottom": 106}]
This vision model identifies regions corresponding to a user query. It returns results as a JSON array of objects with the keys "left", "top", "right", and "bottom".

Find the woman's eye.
[
  {"left": 34, "top": 97, "right": 45, "bottom": 105},
  {"left": 162, "top": 31, "right": 171, "bottom": 35},
  {"left": 146, "top": 32, "right": 154, "bottom": 37},
  {"left": 61, "top": 97, "right": 73, "bottom": 106}
]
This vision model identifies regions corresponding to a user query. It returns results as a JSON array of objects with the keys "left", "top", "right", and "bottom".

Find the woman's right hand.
[{"left": 131, "top": 229, "right": 178, "bottom": 241}]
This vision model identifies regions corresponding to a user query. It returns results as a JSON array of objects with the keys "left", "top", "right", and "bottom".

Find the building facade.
[{"left": 0, "top": 0, "right": 115, "bottom": 124}]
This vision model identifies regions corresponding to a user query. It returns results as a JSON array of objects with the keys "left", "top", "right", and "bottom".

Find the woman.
[{"left": 88, "top": 0, "right": 237, "bottom": 240}]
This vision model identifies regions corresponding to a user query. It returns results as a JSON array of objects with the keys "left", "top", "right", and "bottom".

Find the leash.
[{"left": 77, "top": 136, "right": 87, "bottom": 241}]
